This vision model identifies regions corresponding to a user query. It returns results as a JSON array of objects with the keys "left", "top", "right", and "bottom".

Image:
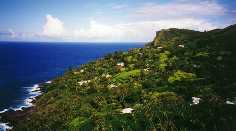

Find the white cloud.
[
  {"left": 69, "top": 20, "right": 136, "bottom": 41},
  {"left": 55, "top": 18, "right": 216, "bottom": 42},
  {"left": 42, "top": 14, "right": 65, "bottom": 37},
  {"left": 133, "top": 1, "right": 226, "bottom": 20},
  {"left": 8, "top": 29, "right": 16, "bottom": 38},
  {"left": 118, "top": 18, "right": 216, "bottom": 41},
  {"left": 38, "top": 0, "right": 226, "bottom": 42},
  {"left": 72, "top": 20, "right": 119, "bottom": 40}
]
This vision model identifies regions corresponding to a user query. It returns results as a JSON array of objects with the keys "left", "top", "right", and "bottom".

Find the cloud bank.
[
  {"left": 0, "top": 29, "right": 16, "bottom": 38},
  {"left": 3, "top": 0, "right": 232, "bottom": 42},
  {"left": 64, "top": 19, "right": 216, "bottom": 42},
  {"left": 38, "top": 0, "right": 225, "bottom": 42},
  {"left": 42, "top": 14, "right": 65, "bottom": 38}
]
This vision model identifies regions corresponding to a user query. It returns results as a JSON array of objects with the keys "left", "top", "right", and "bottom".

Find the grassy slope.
[{"left": 3, "top": 24, "right": 236, "bottom": 131}]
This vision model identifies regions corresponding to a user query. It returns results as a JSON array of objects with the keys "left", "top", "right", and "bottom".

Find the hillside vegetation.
[{"left": 3, "top": 25, "right": 236, "bottom": 131}]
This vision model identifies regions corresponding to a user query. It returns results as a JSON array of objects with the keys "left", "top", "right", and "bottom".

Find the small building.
[
  {"left": 117, "top": 62, "right": 125, "bottom": 67},
  {"left": 106, "top": 74, "right": 112, "bottom": 78},
  {"left": 144, "top": 68, "right": 150, "bottom": 72},
  {"left": 121, "top": 108, "right": 134, "bottom": 114},
  {"left": 102, "top": 74, "right": 112, "bottom": 78},
  {"left": 226, "top": 101, "right": 235, "bottom": 105},
  {"left": 192, "top": 97, "right": 201, "bottom": 105},
  {"left": 108, "top": 84, "right": 117, "bottom": 88},
  {"left": 178, "top": 44, "right": 185, "bottom": 48},
  {"left": 78, "top": 80, "right": 91, "bottom": 86}
]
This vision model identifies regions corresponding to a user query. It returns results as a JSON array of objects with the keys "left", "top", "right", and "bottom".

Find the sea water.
[{"left": 0, "top": 42, "right": 143, "bottom": 130}]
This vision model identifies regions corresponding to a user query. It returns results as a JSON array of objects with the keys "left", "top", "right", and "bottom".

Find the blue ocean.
[{"left": 0, "top": 42, "right": 144, "bottom": 112}]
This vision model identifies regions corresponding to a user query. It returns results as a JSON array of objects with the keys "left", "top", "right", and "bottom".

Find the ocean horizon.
[{"left": 0, "top": 42, "right": 144, "bottom": 113}]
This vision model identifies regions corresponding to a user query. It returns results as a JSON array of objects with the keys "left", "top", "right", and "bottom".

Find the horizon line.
[{"left": 0, "top": 41, "right": 147, "bottom": 44}]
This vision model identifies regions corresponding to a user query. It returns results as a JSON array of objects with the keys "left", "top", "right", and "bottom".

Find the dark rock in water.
[{"left": 21, "top": 107, "right": 27, "bottom": 111}]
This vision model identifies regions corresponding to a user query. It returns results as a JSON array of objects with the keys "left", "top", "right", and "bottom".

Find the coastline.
[
  {"left": 0, "top": 43, "right": 142, "bottom": 131},
  {"left": 0, "top": 81, "right": 51, "bottom": 130}
]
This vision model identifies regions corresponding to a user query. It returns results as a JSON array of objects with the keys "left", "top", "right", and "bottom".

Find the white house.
[
  {"left": 178, "top": 44, "right": 185, "bottom": 48},
  {"left": 102, "top": 74, "right": 112, "bottom": 78},
  {"left": 226, "top": 101, "right": 235, "bottom": 105},
  {"left": 144, "top": 68, "right": 150, "bottom": 72},
  {"left": 108, "top": 84, "right": 117, "bottom": 88},
  {"left": 78, "top": 80, "right": 91, "bottom": 86},
  {"left": 106, "top": 74, "right": 112, "bottom": 78},
  {"left": 192, "top": 97, "right": 201, "bottom": 105},
  {"left": 117, "top": 62, "right": 125, "bottom": 67},
  {"left": 121, "top": 108, "right": 134, "bottom": 114}
]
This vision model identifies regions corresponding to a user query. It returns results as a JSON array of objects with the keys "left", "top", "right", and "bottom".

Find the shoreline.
[{"left": 0, "top": 81, "right": 51, "bottom": 130}]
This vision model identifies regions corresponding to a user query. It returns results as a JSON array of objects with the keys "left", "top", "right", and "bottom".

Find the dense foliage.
[{"left": 3, "top": 25, "right": 236, "bottom": 131}]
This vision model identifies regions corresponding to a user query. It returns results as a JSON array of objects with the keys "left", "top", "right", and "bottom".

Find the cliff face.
[
  {"left": 147, "top": 28, "right": 202, "bottom": 47},
  {"left": 2, "top": 24, "right": 236, "bottom": 131},
  {"left": 149, "top": 24, "right": 236, "bottom": 48}
]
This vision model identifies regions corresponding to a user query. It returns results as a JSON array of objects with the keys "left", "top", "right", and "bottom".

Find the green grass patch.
[{"left": 112, "top": 69, "right": 141, "bottom": 83}]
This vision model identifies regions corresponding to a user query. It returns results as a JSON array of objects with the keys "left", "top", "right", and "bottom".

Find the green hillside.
[{"left": 2, "top": 24, "right": 236, "bottom": 131}]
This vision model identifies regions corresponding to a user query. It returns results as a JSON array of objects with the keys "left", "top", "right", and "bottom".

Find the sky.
[{"left": 0, "top": 0, "right": 236, "bottom": 42}]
